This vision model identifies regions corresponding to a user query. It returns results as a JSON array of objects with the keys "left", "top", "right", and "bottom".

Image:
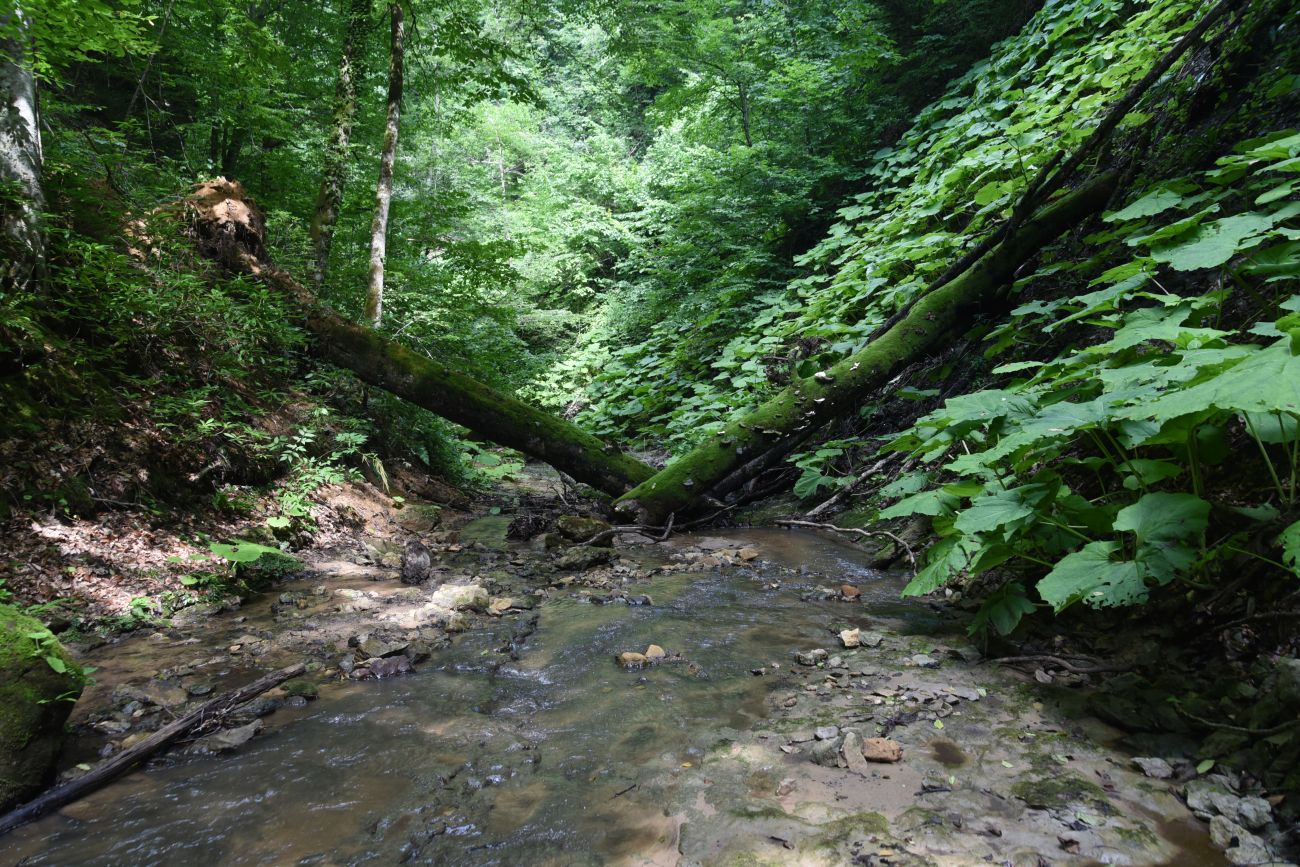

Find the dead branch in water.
[
  {"left": 773, "top": 519, "right": 916, "bottom": 575},
  {"left": 0, "top": 662, "right": 306, "bottom": 838}
]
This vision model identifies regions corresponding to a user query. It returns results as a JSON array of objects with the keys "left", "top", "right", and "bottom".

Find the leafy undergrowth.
[{"left": 0, "top": 207, "right": 469, "bottom": 628}]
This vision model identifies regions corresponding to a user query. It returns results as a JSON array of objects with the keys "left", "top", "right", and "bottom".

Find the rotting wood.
[{"left": 0, "top": 662, "right": 306, "bottom": 838}]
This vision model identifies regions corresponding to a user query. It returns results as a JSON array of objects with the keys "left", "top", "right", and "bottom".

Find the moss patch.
[{"left": 1011, "top": 772, "right": 1110, "bottom": 811}]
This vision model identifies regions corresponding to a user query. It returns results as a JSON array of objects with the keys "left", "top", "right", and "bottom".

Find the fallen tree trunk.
[
  {"left": 615, "top": 172, "right": 1118, "bottom": 524},
  {"left": 0, "top": 662, "right": 306, "bottom": 838},
  {"left": 186, "top": 180, "right": 656, "bottom": 497}
]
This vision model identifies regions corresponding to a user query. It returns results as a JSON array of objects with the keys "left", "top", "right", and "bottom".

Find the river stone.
[
  {"left": 1226, "top": 838, "right": 1274, "bottom": 866},
  {"left": 1132, "top": 757, "right": 1174, "bottom": 779},
  {"left": 617, "top": 652, "right": 648, "bottom": 670},
  {"left": 555, "top": 546, "right": 615, "bottom": 571},
  {"left": 862, "top": 737, "right": 904, "bottom": 763},
  {"left": 841, "top": 731, "right": 872, "bottom": 777},
  {"left": 839, "top": 629, "right": 861, "bottom": 648},
  {"left": 645, "top": 644, "right": 666, "bottom": 660},
  {"left": 809, "top": 737, "right": 843, "bottom": 768},
  {"left": 738, "top": 547, "right": 760, "bottom": 561},
  {"left": 858, "top": 631, "right": 885, "bottom": 649},
  {"left": 815, "top": 725, "right": 840, "bottom": 741},
  {"left": 195, "top": 719, "right": 263, "bottom": 753},
  {"left": 1210, "top": 815, "right": 1251, "bottom": 849},
  {"left": 115, "top": 680, "right": 189, "bottom": 710},
  {"left": 1234, "top": 795, "right": 1273, "bottom": 830},
  {"left": 555, "top": 516, "right": 613, "bottom": 546},
  {"left": 840, "top": 584, "right": 861, "bottom": 599},
  {"left": 397, "top": 503, "right": 442, "bottom": 533},
  {"left": 0, "top": 607, "right": 84, "bottom": 811},
  {"left": 360, "top": 637, "right": 409, "bottom": 659},
  {"left": 367, "top": 656, "right": 413, "bottom": 678},
  {"left": 433, "top": 584, "right": 489, "bottom": 610},
  {"left": 795, "top": 648, "right": 828, "bottom": 666}
]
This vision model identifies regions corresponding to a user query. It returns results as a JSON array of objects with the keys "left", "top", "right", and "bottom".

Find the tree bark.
[
  {"left": 365, "top": 1, "right": 404, "bottom": 327},
  {"left": 187, "top": 180, "right": 657, "bottom": 497},
  {"left": 614, "top": 172, "right": 1119, "bottom": 524},
  {"left": 0, "top": 7, "right": 44, "bottom": 293},
  {"left": 310, "top": 0, "right": 371, "bottom": 291}
]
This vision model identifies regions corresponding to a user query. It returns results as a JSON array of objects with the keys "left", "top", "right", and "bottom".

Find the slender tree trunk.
[
  {"left": 365, "top": 2, "right": 404, "bottom": 328},
  {"left": 614, "top": 173, "right": 1119, "bottom": 524},
  {"left": 0, "top": 7, "right": 44, "bottom": 293},
  {"left": 309, "top": 0, "right": 371, "bottom": 291}
]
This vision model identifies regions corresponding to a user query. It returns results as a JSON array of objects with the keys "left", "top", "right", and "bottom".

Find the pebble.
[{"left": 814, "top": 725, "right": 840, "bottom": 741}]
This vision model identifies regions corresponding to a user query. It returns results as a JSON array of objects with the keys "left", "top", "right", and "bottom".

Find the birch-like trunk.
[
  {"left": 0, "top": 7, "right": 44, "bottom": 293},
  {"left": 309, "top": 0, "right": 371, "bottom": 290},
  {"left": 364, "top": 2, "right": 404, "bottom": 327}
]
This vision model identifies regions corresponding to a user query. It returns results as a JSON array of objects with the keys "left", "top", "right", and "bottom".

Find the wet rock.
[
  {"left": 840, "top": 628, "right": 861, "bottom": 648},
  {"left": 284, "top": 695, "right": 308, "bottom": 709},
  {"left": 810, "top": 738, "right": 843, "bottom": 768},
  {"left": 555, "top": 546, "right": 615, "bottom": 571},
  {"left": 282, "top": 680, "right": 318, "bottom": 700},
  {"left": 645, "top": 644, "right": 666, "bottom": 660},
  {"left": 862, "top": 738, "right": 904, "bottom": 763},
  {"left": 840, "top": 584, "right": 860, "bottom": 600},
  {"left": 401, "top": 541, "right": 432, "bottom": 584},
  {"left": 556, "top": 516, "right": 613, "bottom": 546},
  {"left": 360, "top": 637, "right": 409, "bottom": 659},
  {"left": 433, "top": 584, "right": 489, "bottom": 611},
  {"left": 795, "top": 649, "right": 828, "bottom": 666},
  {"left": 1234, "top": 796, "right": 1273, "bottom": 830},
  {"left": 487, "top": 598, "right": 513, "bottom": 616},
  {"left": 187, "top": 683, "right": 214, "bottom": 697},
  {"left": 1225, "top": 838, "right": 1274, "bottom": 866},
  {"left": 737, "top": 547, "right": 760, "bottom": 561},
  {"left": 338, "top": 655, "right": 356, "bottom": 674},
  {"left": 365, "top": 656, "right": 413, "bottom": 679},
  {"left": 617, "top": 652, "right": 648, "bottom": 670},
  {"left": 227, "top": 697, "right": 281, "bottom": 725},
  {"left": 194, "top": 719, "right": 263, "bottom": 753},
  {"left": 841, "top": 731, "right": 872, "bottom": 777},
  {"left": 909, "top": 654, "right": 939, "bottom": 669},
  {"left": 1210, "top": 815, "right": 1252, "bottom": 849},
  {"left": 944, "top": 685, "right": 981, "bottom": 702},
  {"left": 115, "top": 681, "right": 189, "bottom": 710},
  {"left": 1132, "top": 757, "right": 1174, "bottom": 779},
  {"left": 815, "top": 725, "right": 840, "bottom": 741},
  {"left": 397, "top": 504, "right": 442, "bottom": 534}
]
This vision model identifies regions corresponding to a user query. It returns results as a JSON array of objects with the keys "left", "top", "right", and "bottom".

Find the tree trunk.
[
  {"left": 187, "top": 180, "right": 657, "bottom": 497},
  {"left": 614, "top": 172, "right": 1119, "bottom": 524},
  {"left": 309, "top": 0, "right": 371, "bottom": 291},
  {"left": 0, "top": 7, "right": 44, "bottom": 293},
  {"left": 365, "top": 1, "right": 404, "bottom": 328}
]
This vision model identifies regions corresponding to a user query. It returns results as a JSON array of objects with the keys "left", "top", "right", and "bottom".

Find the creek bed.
[{"left": 2, "top": 529, "right": 1224, "bottom": 866}]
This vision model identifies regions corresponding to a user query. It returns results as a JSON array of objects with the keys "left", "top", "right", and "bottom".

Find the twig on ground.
[
  {"left": 773, "top": 519, "right": 916, "bottom": 575},
  {"left": 992, "top": 654, "right": 1130, "bottom": 674}
]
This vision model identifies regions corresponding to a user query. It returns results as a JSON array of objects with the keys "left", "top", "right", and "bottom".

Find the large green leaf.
[
  {"left": 1149, "top": 212, "right": 1276, "bottom": 271},
  {"left": 1036, "top": 541, "right": 1146, "bottom": 611},
  {"left": 879, "top": 488, "right": 960, "bottom": 519},
  {"left": 1280, "top": 520, "right": 1300, "bottom": 578},
  {"left": 1113, "top": 492, "right": 1209, "bottom": 583},
  {"left": 953, "top": 488, "right": 1036, "bottom": 535}
]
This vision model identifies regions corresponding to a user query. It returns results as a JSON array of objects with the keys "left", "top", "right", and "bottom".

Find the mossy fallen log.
[
  {"left": 185, "top": 179, "right": 656, "bottom": 497},
  {"left": 614, "top": 172, "right": 1119, "bottom": 524}
]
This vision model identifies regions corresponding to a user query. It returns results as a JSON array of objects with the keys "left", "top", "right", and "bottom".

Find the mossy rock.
[
  {"left": 397, "top": 503, "right": 442, "bottom": 533},
  {"left": 555, "top": 515, "right": 612, "bottom": 546},
  {"left": 1011, "top": 772, "right": 1110, "bottom": 811},
  {"left": 0, "top": 605, "right": 85, "bottom": 811},
  {"left": 282, "top": 679, "right": 319, "bottom": 700}
]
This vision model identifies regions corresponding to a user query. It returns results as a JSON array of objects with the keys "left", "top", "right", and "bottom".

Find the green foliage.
[{"left": 879, "top": 125, "right": 1300, "bottom": 633}]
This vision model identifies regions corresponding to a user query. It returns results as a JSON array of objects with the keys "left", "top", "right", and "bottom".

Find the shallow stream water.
[{"left": 3, "top": 527, "right": 1225, "bottom": 866}]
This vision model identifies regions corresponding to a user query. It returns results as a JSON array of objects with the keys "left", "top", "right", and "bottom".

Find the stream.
[{"left": 2, "top": 523, "right": 1225, "bottom": 866}]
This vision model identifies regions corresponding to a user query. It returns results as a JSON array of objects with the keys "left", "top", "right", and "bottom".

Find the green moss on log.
[{"left": 615, "top": 173, "right": 1118, "bottom": 523}]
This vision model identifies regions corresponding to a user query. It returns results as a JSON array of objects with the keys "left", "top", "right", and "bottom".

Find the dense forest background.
[{"left": 3, "top": 0, "right": 1300, "bottom": 802}]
